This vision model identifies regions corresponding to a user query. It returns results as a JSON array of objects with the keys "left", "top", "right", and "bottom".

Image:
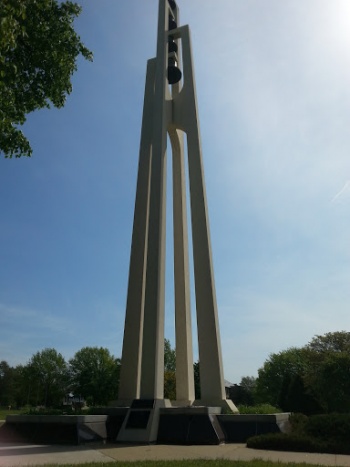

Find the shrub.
[
  {"left": 247, "top": 433, "right": 320, "bottom": 452},
  {"left": 237, "top": 404, "right": 282, "bottom": 414},
  {"left": 289, "top": 413, "right": 308, "bottom": 434},
  {"left": 246, "top": 432, "right": 348, "bottom": 454},
  {"left": 24, "top": 408, "right": 65, "bottom": 415},
  {"left": 305, "top": 413, "right": 350, "bottom": 443},
  {"left": 247, "top": 414, "right": 350, "bottom": 455}
]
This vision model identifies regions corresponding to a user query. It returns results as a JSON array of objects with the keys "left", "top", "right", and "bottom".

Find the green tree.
[
  {"left": 193, "top": 361, "right": 201, "bottom": 400},
  {"left": 255, "top": 347, "right": 308, "bottom": 407},
  {"left": 28, "top": 348, "right": 69, "bottom": 406},
  {"left": 0, "top": 0, "right": 92, "bottom": 158},
  {"left": 0, "top": 361, "right": 15, "bottom": 406},
  {"left": 11, "top": 364, "right": 32, "bottom": 407},
  {"left": 256, "top": 332, "right": 350, "bottom": 414},
  {"left": 284, "top": 373, "right": 322, "bottom": 415},
  {"left": 69, "top": 347, "right": 120, "bottom": 406},
  {"left": 233, "top": 376, "right": 257, "bottom": 405},
  {"left": 306, "top": 331, "right": 350, "bottom": 353},
  {"left": 163, "top": 339, "right": 176, "bottom": 399},
  {"left": 241, "top": 376, "right": 257, "bottom": 403},
  {"left": 164, "top": 338, "right": 176, "bottom": 372},
  {"left": 162, "top": 340, "right": 201, "bottom": 400},
  {"left": 240, "top": 376, "right": 257, "bottom": 393},
  {"left": 308, "top": 352, "right": 350, "bottom": 413},
  {"left": 164, "top": 371, "right": 176, "bottom": 400},
  {"left": 277, "top": 372, "right": 292, "bottom": 411}
]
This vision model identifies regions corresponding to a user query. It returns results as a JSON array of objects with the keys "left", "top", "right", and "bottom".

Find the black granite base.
[
  {"left": 88, "top": 407, "right": 128, "bottom": 440},
  {"left": 218, "top": 414, "right": 290, "bottom": 442},
  {"left": 1, "top": 410, "right": 290, "bottom": 445},
  {"left": 158, "top": 407, "right": 225, "bottom": 445},
  {"left": 2, "top": 415, "right": 109, "bottom": 445}
]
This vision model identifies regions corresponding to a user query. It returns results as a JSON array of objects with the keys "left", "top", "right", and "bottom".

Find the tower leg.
[
  {"left": 118, "top": 59, "right": 156, "bottom": 403},
  {"left": 170, "top": 127, "right": 195, "bottom": 405},
  {"left": 139, "top": 0, "right": 170, "bottom": 398},
  {"left": 173, "top": 26, "right": 237, "bottom": 411},
  {"left": 139, "top": 135, "right": 167, "bottom": 399}
]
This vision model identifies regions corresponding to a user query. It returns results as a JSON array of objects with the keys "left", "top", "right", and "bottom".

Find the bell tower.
[{"left": 116, "top": 0, "right": 237, "bottom": 443}]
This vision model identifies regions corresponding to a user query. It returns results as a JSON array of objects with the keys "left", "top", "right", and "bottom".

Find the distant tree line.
[
  {"left": 0, "top": 339, "right": 200, "bottom": 408},
  {"left": 234, "top": 331, "right": 350, "bottom": 414},
  {"left": 0, "top": 347, "right": 120, "bottom": 408},
  {"left": 3, "top": 332, "right": 348, "bottom": 413}
]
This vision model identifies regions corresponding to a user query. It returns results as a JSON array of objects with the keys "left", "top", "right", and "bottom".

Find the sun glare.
[{"left": 327, "top": 1, "right": 350, "bottom": 49}]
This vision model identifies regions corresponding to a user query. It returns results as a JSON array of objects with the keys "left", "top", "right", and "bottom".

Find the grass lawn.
[
  {"left": 0, "top": 408, "right": 23, "bottom": 419},
  {"left": 21, "top": 461, "right": 338, "bottom": 467}
]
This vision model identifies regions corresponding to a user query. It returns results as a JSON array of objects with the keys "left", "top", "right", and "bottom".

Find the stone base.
[
  {"left": 217, "top": 413, "right": 291, "bottom": 442},
  {"left": 170, "top": 399, "right": 195, "bottom": 407},
  {"left": 1, "top": 411, "right": 290, "bottom": 445},
  {"left": 116, "top": 399, "right": 171, "bottom": 444},
  {"left": 157, "top": 406, "right": 225, "bottom": 445},
  {"left": 193, "top": 398, "right": 239, "bottom": 413},
  {"left": 3, "top": 415, "right": 108, "bottom": 445},
  {"left": 87, "top": 407, "right": 128, "bottom": 440},
  {"left": 109, "top": 399, "right": 133, "bottom": 408}
]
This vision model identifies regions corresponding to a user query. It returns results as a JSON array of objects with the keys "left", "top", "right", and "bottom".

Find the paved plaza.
[{"left": 1, "top": 442, "right": 350, "bottom": 466}]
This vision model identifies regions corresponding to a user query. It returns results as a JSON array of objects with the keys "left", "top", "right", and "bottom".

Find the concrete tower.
[{"left": 117, "top": 0, "right": 237, "bottom": 443}]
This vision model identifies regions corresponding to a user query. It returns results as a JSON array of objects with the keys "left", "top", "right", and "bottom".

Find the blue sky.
[{"left": 1, "top": 0, "right": 350, "bottom": 385}]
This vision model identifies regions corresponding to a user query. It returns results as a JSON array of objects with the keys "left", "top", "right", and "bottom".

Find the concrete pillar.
[
  {"left": 172, "top": 26, "right": 237, "bottom": 410},
  {"left": 118, "top": 58, "right": 156, "bottom": 402},
  {"left": 138, "top": 0, "right": 170, "bottom": 400},
  {"left": 169, "top": 126, "right": 195, "bottom": 404}
]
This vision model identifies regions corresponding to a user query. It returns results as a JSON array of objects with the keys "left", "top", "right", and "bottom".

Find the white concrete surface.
[
  {"left": 118, "top": 0, "right": 237, "bottom": 413},
  {"left": 2, "top": 442, "right": 350, "bottom": 466}
]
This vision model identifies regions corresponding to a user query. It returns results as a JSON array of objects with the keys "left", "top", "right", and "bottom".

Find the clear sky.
[{"left": 1, "top": 0, "right": 350, "bottom": 385}]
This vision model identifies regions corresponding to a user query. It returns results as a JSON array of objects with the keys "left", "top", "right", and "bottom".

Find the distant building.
[
  {"left": 224, "top": 379, "right": 234, "bottom": 399},
  {"left": 63, "top": 393, "right": 86, "bottom": 409}
]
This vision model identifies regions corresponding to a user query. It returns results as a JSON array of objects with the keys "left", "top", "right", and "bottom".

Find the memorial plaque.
[
  {"left": 130, "top": 399, "right": 155, "bottom": 409},
  {"left": 125, "top": 410, "right": 151, "bottom": 429}
]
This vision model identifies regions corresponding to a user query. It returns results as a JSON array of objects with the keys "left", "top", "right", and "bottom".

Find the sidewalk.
[{"left": 1, "top": 442, "right": 350, "bottom": 466}]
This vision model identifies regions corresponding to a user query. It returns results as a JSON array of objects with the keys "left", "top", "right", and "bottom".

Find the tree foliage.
[
  {"left": 229, "top": 376, "right": 257, "bottom": 406},
  {"left": 255, "top": 331, "right": 350, "bottom": 414},
  {"left": 255, "top": 347, "right": 308, "bottom": 406},
  {"left": 240, "top": 376, "right": 257, "bottom": 393},
  {"left": 283, "top": 374, "right": 322, "bottom": 415},
  {"left": 164, "top": 338, "right": 176, "bottom": 372},
  {"left": 0, "top": 0, "right": 92, "bottom": 158},
  {"left": 163, "top": 339, "right": 176, "bottom": 399},
  {"left": 69, "top": 347, "right": 120, "bottom": 406},
  {"left": 27, "top": 348, "right": 69, "bottom": 406},
  {"left": 306, "top": 331, "right": 350, "bottom": 354},
  {"left": 163, "top": 339, "right": 201, "bottom": 400},
  {"left": 11, "top": 364, "right": 31, "bottom": 407},
  {"left": 193, "top": 361, "right": 201, "bottom": 400},
  {"left": 309, "top": 352, "right": 350, "bottom": 413},
  {"left": 164, "top": 370, "right": 176, "bottom": 400},
  {"left": 0, "top": 360, "right": 15, "bottom": 406}
]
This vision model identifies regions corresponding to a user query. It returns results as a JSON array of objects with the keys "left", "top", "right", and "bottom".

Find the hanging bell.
[
  {"left": 168, "top": 35, "right": 178, "bottom": 54},
  {"left": 167, "top": 57, "right": 182, "bottom": 85},
  {"left": 168, "top": 15, "right": 177, "bottom": 31},
  {"left": 168, "top": 0, "right": 177, "bottom": 11}
]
